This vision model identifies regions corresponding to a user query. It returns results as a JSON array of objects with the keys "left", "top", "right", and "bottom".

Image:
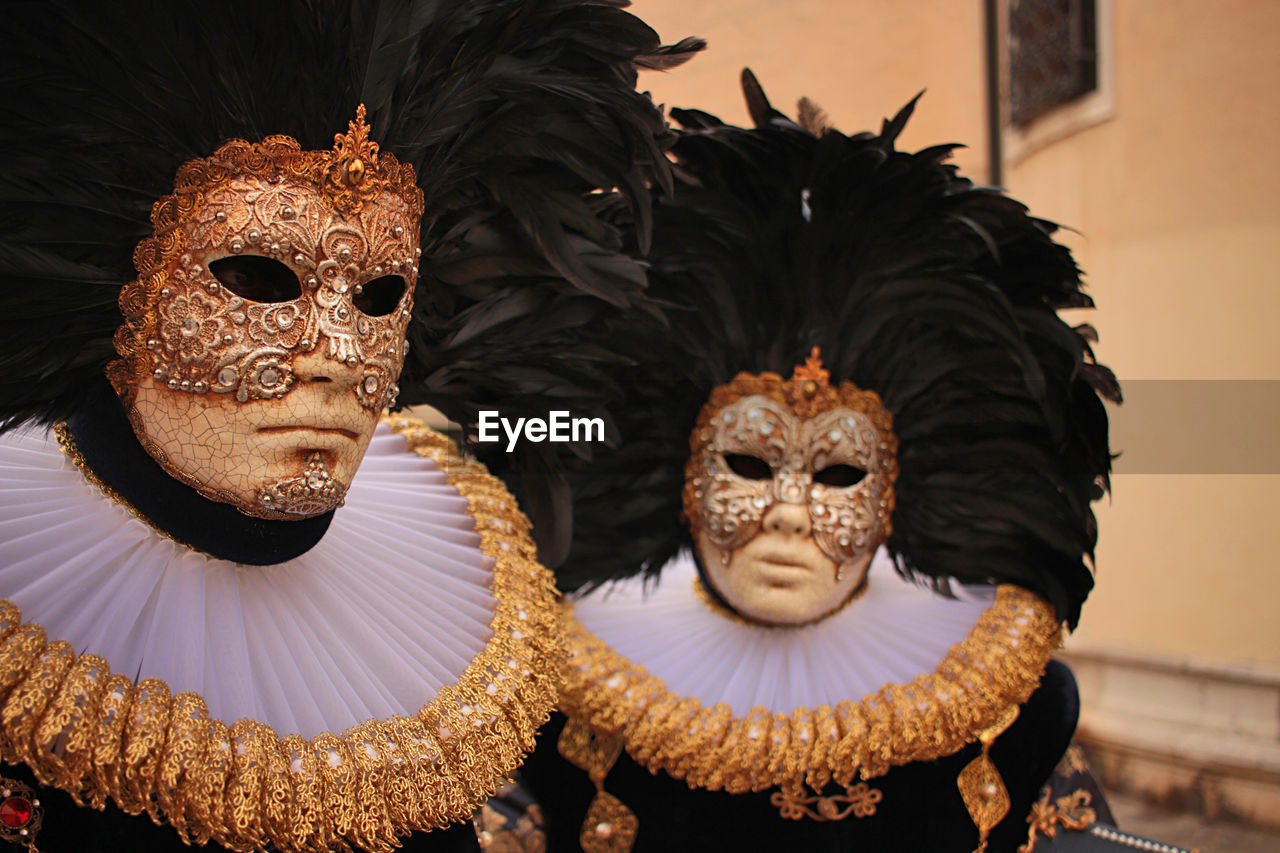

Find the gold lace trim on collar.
[
  {"left": 0, "top": 415, "right": 563, "bottom": 853},
  {"left": 560, "top": 585, "right": 1059, "bottom": 797}
]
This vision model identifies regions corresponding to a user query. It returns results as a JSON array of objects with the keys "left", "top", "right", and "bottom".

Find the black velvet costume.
[{"left": 524, "top": 661, "right": 1079, "bottom": 852}]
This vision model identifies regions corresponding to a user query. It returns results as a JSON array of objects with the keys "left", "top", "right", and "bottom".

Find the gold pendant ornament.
[
  {"left": 0, "top": 777, "right": 43, "bottom": 852},
  {"left": 579, "top": 791, "right": 638, "bottom": 853},
  {"left": 957, "top": 705, "right": 1020, "bottom": 853},
  {"left": 557, "top": 717, "right": 637, "bottom": 853}
]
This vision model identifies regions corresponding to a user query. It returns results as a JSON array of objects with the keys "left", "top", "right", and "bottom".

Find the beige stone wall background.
[
  {"left": 1004, "top": 0, "right": 1280, "bottom": 671},
  {"left": 636, "top": 0, "right": 992, "bottom": 179}
]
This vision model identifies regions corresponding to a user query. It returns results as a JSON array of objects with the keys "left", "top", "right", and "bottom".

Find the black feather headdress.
[
  {"left": 553, "top": 71, "right": 1118, "bottom": 627},
  {"left": 0, "top": 0, "right": 700, "bottom": 440}
]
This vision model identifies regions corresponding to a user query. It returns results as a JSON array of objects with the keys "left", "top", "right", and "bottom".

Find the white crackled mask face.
[
  {"left": 683, "top": 351, "right": 898, "bottom": 625},
  {"left": 130, "top": 178, "right": 417, "bottom": 518},
  {"left": 111, "top": 110, "right": 425, "bottom": 519}
]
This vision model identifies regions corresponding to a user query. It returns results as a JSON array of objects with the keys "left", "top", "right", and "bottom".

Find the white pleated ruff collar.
[
  {"left": 1, "top": 419, "right": 502, "bottom": 736},
  {"left": 560, "top": 549, "right": 1061, "bottom": 795},
  {"left": 0, "top": 416, "right": 561, "bottom": 851},
  {"left": 573, "top": 549, "right": 993, "bottom": 715}
]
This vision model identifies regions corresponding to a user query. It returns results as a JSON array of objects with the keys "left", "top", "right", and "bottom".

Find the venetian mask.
[
  {"left": 108, "top": 107, "right": 425, "bottom": 519},
  {"left": 683, "top": 349, "right": 898, "bottom": 625}
]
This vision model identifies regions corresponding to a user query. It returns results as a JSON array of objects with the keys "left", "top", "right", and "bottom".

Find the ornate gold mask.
[
  {"left": 108, "top": 107, "right": 425, "bottom": 519},
  {"left": 683, "top": 350, "right": 898, "bottom": 624}
]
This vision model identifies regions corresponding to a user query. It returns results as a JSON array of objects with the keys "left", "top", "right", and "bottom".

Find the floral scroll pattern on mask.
[
  {"left": 145, "top": 176, "right": 417, "bottom": 410},
  {"left": 128, "top": 177, "right": 418, "bottom": 518}
]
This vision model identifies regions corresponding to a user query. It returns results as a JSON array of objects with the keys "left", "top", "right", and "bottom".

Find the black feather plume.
[
  {"left": 544, "top": 71, "right": 1117, "bottom": 628},
  {"left": 0, "top": 0, "right": 701, "bottom": 438}
]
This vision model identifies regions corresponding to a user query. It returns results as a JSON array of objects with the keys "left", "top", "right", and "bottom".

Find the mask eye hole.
[
  {"left": 355, "top": 275, "right": 408, "bottom": 317},
  {"left": 724, "top": 453, "right": 772, "bottom": 481},
  {"left": 813, "top": 464, "right": 867, "bottom": 487},
  {"left": 209, "top": 256, "right": 302, "bottom": 303}
]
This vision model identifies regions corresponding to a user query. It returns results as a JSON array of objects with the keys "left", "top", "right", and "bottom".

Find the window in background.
[
  {"left": 1009, "top": 0, "right": 1097, "bottom": 127},
  {"left": 997, "top": 0, "right": 1113, "bottom": 164}
]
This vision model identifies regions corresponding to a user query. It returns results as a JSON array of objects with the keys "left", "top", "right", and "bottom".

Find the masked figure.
[
  {"left": 0, "top": 3, "right": 696, "bottom": 851},
  {"left": 513, "top": 72, "right": 1119, "bottom": 852}
]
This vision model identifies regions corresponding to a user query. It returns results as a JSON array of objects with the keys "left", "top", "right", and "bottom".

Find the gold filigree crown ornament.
[
  {"left": 108, "top": 105, "right": 425, "bottom": 405},
  {"left": 696, "top": 348, "right": 895, "bottom": 432}
]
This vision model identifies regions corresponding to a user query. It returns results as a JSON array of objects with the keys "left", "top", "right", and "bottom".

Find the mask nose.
[
  {"left": 762, "top": 501, "right": 811, "bottom": 537},
  {"left": 292, "top": 345, "right": 359, "bottom": 390}
]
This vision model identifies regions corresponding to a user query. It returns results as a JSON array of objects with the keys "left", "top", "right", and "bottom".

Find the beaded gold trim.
[
  {"left": 1085, "top": 825, "right": 1199, "bottom": 853},
  {"left": 559, "top": 585, "right": 1059, "bottom": 800},
  {"left": 0, "top": 416, "right": 563, "bottom": 853}
]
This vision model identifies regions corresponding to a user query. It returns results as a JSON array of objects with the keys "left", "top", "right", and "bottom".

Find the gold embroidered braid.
[
  {"left": 559, "top": 585, "right": 1059, "bottom": 803},
  {"left": 0, "top": 415, "right": 563, "bottom": 853},
  {"left": 1018, "top": 787, "right": 1096, "bottom": 853},
  {"left": 769, "top": 780, "right": 882, "bottom": 822}
]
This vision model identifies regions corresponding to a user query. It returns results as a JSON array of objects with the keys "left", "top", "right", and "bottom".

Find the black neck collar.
[{"left": 65, "top": 379, "right": 334, "bottom": 565}]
